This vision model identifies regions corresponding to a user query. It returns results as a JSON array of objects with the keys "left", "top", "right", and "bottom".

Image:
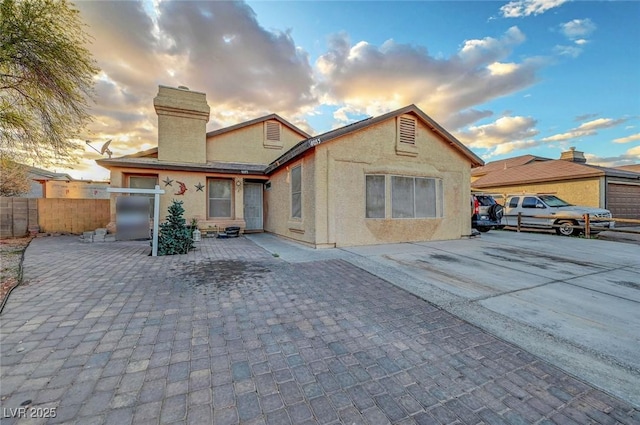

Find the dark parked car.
[{"left": 471, "top": 194, "right": 504, "bottom": 232}]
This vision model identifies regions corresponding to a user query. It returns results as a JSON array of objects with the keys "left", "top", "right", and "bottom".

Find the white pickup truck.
[{"left": 501, "top": 194, "right": 614, "bottom": 236}]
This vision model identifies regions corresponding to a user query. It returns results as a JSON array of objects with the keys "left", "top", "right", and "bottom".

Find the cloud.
[
  {"left": 542, "top": 117, "right": 628, "bottom": 142},
  {"left": 457, "top": 116, "right": 539, "bottom": 150},
  {"left": 553, "top": 45, "right": 583, "bottom": 58},
  {"left": 316, "top": 27, "right": 543, "bottom": 129},
  {"left": 585, "top": 145, "right": 640, "bottom": 167},
  {"left": 576, "top": 117, "right": 627, "bottom": 131},
  {"left": 560, "top": 19, "right": 596, "bottom": 40},
  {"left": 541, "top": 130, "right": 596, "bottom": 142},
  {"left": 613, "top": 133, "right": 640, "bottom": 144},
  {"left": 500, "top": 0, "right": 568, "bottom": 18},
  {"left": 575, "top": 113, "right": 599, "bottom": 122}
]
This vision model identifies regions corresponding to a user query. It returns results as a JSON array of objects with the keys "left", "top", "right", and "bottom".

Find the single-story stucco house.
[
  {"left": 20, "top": 164, "right": 110, "bottom": 199},
  {"left": 471, "top": 148, "right": 640, "bottom": 221},
  {"left": 97, "top": 85, "right": 483, "bottom": 247}
]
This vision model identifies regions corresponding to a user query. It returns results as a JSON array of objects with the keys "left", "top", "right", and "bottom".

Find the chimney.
[
  {"left": 560, "top": 147, "right": 587, "bottom": 163},
  {"left": 154, "top": 85, "right": 210, "bottom": 163}
]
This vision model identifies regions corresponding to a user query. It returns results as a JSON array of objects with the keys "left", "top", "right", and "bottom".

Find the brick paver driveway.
[{"left": 1, "top": 236, "right": 638, "bottom": 424}]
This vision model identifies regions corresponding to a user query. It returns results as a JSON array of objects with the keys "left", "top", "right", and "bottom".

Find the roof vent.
[
  {"left": 560, "top": 147, "right": 587, "bottom": 163},
  {"left": 178, "top": 86, "right": 189, "bottom": 90}
]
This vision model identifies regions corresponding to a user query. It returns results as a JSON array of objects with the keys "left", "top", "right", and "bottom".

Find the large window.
[
  {"left": 291, "top": 165, "right": 302, "bottom": 218},
  {"left": 365, "top": 175, "right": 385, "bottom": 218},
  {"left": 391, "top": 176, "right": 442, "bottom": 218},
  {"left": 208, "top": 179, "right": 232, "bottom": 218}
]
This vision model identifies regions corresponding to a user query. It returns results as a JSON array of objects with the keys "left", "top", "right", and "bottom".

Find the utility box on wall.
[{"left": 116, "top": 196, "right": 150, "bottom": 241}]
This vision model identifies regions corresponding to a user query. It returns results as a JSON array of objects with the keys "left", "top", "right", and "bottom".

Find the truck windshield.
[{"left": 539, "top": 195, "right": 572, "bottom": 207}]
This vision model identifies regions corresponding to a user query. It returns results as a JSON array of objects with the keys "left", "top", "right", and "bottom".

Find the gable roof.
[
  {"left": 206, "top": 113, "right": 310, "bottom": 139},
  {"left": 265, "top": 104, "right": 484, "bottom": 174},
  {"left": 472, "top": 159, "right": 640, "bottom": 188},
  {"left": 24, "top": 164, "right": 74, "bottom": 181},
  {"left": 471, "top": 154, "right": 551, "bottom": 177}
]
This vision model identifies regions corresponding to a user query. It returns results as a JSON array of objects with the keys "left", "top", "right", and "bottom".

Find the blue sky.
[{"left": 66, "top": 0, "right": 639, "bottom": 180}]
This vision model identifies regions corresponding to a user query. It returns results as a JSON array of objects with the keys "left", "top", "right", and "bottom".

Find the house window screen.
[
  {"left": 365, "top": 175, "right": 385, "bottom": 218},
  {"left": 391, "top": 176, "right": 442, "bottom": 218},
  {"left": 392, "top": 176, "right": 414, "bottom": 218},
  {"left": 291, "top": 165, "right": 302, "bottom": 218},
  {"left": 209, "top": 179, "right": 232, "bottom": 218}
]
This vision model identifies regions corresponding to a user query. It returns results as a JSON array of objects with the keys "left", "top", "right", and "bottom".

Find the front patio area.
[{"left": 0, "top": 236, "right": 637, "bottom": 424}]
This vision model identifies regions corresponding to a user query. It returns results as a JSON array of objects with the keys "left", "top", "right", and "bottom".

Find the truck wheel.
[
  {"left": 477, "top": 227, "right": 491, "bottom": 232},
  {"left": 555, "top": 220, "right": 578, "bottom": 236}
]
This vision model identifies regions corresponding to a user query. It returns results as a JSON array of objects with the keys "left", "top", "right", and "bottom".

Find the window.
[
  {"left": 128, "top": 175, "right": 158, "bottom": 217},
  {"left": 509, "top": 197, "right": 519, "bottom": 208},
  {"left": 391, "top": 176, "right": 442, "bottom": 218},
  {"left": 522, "top": 197, "right": 538, "bottom": 208},
  {"left": 208, "top": 179, "right": 232, "bottom": 218},
  {"left": 291, "top": 165, "right": 301, "bottom": 219},
  {"left": 365, "top": 175, "right": 385, "bottom": 218}
]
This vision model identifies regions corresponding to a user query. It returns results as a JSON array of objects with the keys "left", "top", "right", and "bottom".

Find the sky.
[{"left": 57, "top": 0, "right": 639, "bottom": 180}]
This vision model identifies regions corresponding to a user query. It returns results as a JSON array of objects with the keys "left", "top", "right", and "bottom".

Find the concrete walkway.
[{"left": 0, "top": 235, "right": 638, "bottom": 424}]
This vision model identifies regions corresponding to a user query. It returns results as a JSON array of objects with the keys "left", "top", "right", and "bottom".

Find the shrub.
[{"left": 156, "top": 200, "right": 194, "bottom": 255}]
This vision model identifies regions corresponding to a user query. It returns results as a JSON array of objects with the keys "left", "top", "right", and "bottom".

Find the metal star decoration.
[
  {"left": 162, "top": 177, "right": 173, "bottom": 187},
  {"left": 195, "top": 182, "right": 204, "bottom": 192}
]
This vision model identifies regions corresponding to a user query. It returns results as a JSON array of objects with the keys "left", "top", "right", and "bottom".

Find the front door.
[{"left": 243, "top": 183, "right": 263, "bottom": 231}]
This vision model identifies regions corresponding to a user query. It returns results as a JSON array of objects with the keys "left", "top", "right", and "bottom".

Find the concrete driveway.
[{"left": 321, "top": 231, "right": 640, "bottom": 408}]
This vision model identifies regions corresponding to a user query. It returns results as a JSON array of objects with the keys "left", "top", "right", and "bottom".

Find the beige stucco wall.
[
  {"left": 155, "top": 86, "right": 210, "bottom": 164},
  {"left": 207, "top": 122, "right": 305, "bottom": 165},
  {"left": 107, "top": 167, "right": 266, "bottom": 232},
  {"left": 264, "top": 115, "right": 472, "bottom": 247},
  {"left": 263, "top": 156, "right": 317, "bottom": 246},
  {"left": 472, "top": 177, "right": 602, "bottom": 207}
]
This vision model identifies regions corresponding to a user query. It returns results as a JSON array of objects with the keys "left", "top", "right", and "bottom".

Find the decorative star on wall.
[
  {"left": 162, "top": 177, "right": 173, "bottom": 187},
  {"left": 195, "top": 182, "right": 204, "bottom": 192}
]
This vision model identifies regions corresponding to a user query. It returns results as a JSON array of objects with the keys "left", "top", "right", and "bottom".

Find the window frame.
[
  {"left": 365, "top": 175, "right": 386, "bottom": 219},
  {"left": 207, "top": 178, "right": 233, "bottom": 219},
  {"left": 126, "top": 174, "right": 158, "bottom": 218},
  {"left": 291, "top": 165, "right": 302, "bottom": 219},
  {"left": 390, "top": 175, "right": 443, "bottom": 219}
]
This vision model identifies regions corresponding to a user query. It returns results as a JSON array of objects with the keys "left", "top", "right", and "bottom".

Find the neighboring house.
[
  {"left": 615, "top": 164, "right": 640, "bottom": 174},
  {"left": 24, "top": 165, "right": 110, "bottom": 199},
  {"left": 97, "top": 85, "right": 483, "bottom": 247},
  {"left": 471, "top": 148, "right": 640, "bottom": 221}
]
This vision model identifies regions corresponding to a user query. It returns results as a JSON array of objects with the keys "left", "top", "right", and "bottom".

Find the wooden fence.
[{"left": 0, "top": 197, "right": 110, "bottom": 238}]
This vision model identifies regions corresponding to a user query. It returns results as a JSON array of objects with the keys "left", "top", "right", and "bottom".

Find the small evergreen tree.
[{"left": 156, "top": 200, "right": 194, "bottom": 255}]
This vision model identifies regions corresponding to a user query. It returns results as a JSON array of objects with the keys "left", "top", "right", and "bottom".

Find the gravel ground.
[{"left": 0, "top": 237, "right": 32, "bottom": 310}]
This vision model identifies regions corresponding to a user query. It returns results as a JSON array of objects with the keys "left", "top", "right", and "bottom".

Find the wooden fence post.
[{"left": 584, "top": 213, "right": 590, "bottom": 238}]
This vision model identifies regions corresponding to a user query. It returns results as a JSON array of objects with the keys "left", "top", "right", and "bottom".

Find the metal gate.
[{"left": 243, "top": 183, "right": 263, "bottom": 231}]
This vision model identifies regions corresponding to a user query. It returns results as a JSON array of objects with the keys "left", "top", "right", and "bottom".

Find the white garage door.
[{"left": 607, "top": 183, "right": 640, "bottom": 221}]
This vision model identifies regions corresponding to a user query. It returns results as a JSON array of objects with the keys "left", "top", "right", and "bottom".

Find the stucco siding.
[
  {"left": 263, "top": 156, "right": 316, "bottom": 245},
  {"left": 107, "top": 167, "right": 265, "bottom": 232},
  {"left": 312, "top": 116, "right": 471, "bottom": 247},
  {"left": 207, "top": 123, "right": 305, "bottom": 165},
  {"left": 472, "top": 178, "right": 602, "bottom": 207}
]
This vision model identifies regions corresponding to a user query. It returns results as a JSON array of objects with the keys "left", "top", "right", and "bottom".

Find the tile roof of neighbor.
[
  {"left": 24, "top": 164, "right": 74, "bottom": 181},
  {"left": 96, "top": 157, "right": 267, "bottom": 175},
  {"left": 472, "top": 159, "right": 640, "bottom": 188},
  {"left": 471, "top": 154, "right": 551, "bottom": 177},
  {"left": 265, "top": 104, "right": 484, "bottom": 173},
  {"left": 206, "top": 113, "right": 311, "bottom": 139},
  {"left": 615, "top": 164, "right": 640, "bottom": 173}
]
